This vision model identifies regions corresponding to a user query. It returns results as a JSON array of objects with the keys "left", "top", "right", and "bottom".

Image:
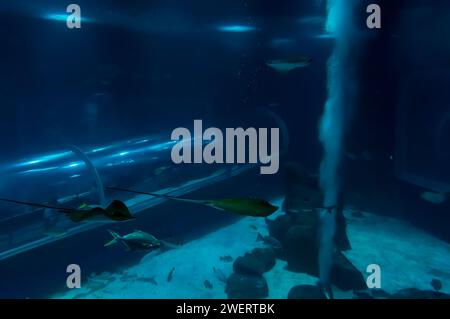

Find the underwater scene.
[{"left": 0, "top": 0, "right": 449, "bottom": 300}]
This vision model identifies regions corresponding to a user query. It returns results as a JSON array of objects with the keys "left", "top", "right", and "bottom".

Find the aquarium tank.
[{"left": 0, "top": 0, "right": 449, "bottom": 302}]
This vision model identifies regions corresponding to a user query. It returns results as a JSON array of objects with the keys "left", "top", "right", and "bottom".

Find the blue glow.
[
  {"left": 70, "top": 174, "right": 81, "bottom": 178},
  {"left": 63, "top": 162, "right": 82, "bottom": 169},
  {"left": 90, "top": 147, "right": 108, "bottom": 153},
  {"left": 218, "top": 25, "right": 257, "bottom": 33},
  {"left": 135, "top": 139, "right": 149, "bottom": 145},
  {"left": 44, "top": 13, "right": 91, "bottom": 23},
  {"left": 19, "top": 167, "right": 59, "bottom": 174},
  {"left": 271, "top": 38, "right": 295, "bottom": 47},
  {"left": 14, "top": 152, "right": 71, "bottom": 168},
  {"left": 314, "top": 33, "right": 335, "bottom": 39}
]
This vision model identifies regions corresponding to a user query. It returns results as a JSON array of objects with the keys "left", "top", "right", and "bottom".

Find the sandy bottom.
[{"left": 54, "top": 198, "right": 450, "bottom": 299}]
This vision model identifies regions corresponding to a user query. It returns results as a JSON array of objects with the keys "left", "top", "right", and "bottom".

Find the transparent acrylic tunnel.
[{"left": 0, "top": 134, "right": 252, "bottom": 261}]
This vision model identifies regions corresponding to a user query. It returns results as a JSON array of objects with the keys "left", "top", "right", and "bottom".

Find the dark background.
[{"left": 0, "top": 0, "right": 449, "bottom": 298}]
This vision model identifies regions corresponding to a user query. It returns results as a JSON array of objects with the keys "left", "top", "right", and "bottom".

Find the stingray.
[
  {"left": 0, "top": 198, "right": 135, "bottom": 223},
  {"left": 106, "top": 186, "right": 279, "bottom": 218}
]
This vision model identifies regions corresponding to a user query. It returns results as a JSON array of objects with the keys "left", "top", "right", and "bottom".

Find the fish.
[
  {"left": 249, "top": 225, "right": 258, "bottom": 230},
  {"left": 167, "top": 267, "right": 175, "bottom": 282},
  {"left": 0, "top": 198, "right": 135, "bottom": 223},
  {"left": 420, "top": 191, "right": 448, "bottom": 204},
  {"left": 219, "top": 255, "right": 233, "bottom": 262},
  {"left": 266, "top": 56, "right": 312, "bottom": 73},
  {"left": 204, "top": 280, "right": 213, "bottom": 289},
  {"left": 105, "top": 229, "right": 162, "bottom": 251},
  {"left": 139, "top": 276, "right": 158, "bottom": 285},
  {"left": 154, "top": 165, "right": 171, "bottom": 176},
  {"left": 256, "top": 232, "right": 282, "bottom": 249},
  {"left": 106, "top": 187, "right": 279, "bottom": 218},
  {"left": 213, "top": 267, "right": 227, "bottom": 283}
]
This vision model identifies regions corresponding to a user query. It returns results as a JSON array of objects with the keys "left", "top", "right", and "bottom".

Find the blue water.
[{"left": 0, "top": 0, "right": 449, "bottom": 299}]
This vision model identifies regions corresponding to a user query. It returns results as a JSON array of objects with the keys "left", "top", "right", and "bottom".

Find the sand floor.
[{"left": 54, "top": 198, "right": 450, "bottom": 299}]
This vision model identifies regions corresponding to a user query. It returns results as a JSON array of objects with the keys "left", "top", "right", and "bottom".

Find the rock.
[
  {"left": 353, "top": 291, "right": 375, "bottom": 299},
  {"left": 389, "top": 288, "right": 450, "bottom": 299},
  {"left": 288, "top": 285, "right": 326, "bottom": 299},
  {"left": 248, "top": 248, "right": 276, "bottom": 272},
  {"left": 431, "top": 278, "right": 442, "bottom": 291},
  {"left": 353, "top": 289, "right": 390, "bottom": 299},
  {"left": 371, "top": 289, "right": 391, "bottom": 298},
  {"left": 331, "top": 253, "right": 367, "bottom": 291},
  {"left": 233, "top": 255, "right": 266, "bottom": 276},
  {"left": 282, "top": 223, "right": 364, "bottom": 292},
  {"left": 282, "top": 162, "right": 352, "bottom": 253},
  {"left": 267, "top": 214, "right": 293, "bottom": 242},
  {"left": 284, "top": 224, "right": 318, "bottom": 275},
  {"left": 226, "top": 273, "right": 268, "bottom": 299}
]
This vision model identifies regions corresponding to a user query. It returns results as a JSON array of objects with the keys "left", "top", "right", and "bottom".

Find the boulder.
[
  {"left": 353, "top": 289, "right": 390, "bottom": 299},
  {"left": 389, "top": 288, "right": 450, "bottom": 299},
  {"left": 331, "top": 253, "right": 367, "bottom": 291},
  {"left": 353, "top": 291, "right": 375, "bottom": 299},
  {"left": 430, "top": 278, "right": 442, "bottom": 291},
  {"left": 284, "top": 224, "right": 318, "bottom": 275},
  {"left": 248, "top": 248, "right": 276, "bottom": 272},
  {"left": 226, "top": 273, "right": 268, "bottom": 299},
  {"left": 233, "top": 255, "right": 265, "bottom": 276},
  {"left": 288, "top": 285, "right": 326, "bottom": 299}
]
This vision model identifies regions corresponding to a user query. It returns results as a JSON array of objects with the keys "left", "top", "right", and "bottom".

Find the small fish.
[
  {"left": 139, "top": 276, "right": 158, "bottom": 285},
  {"left": 213, "top": 267, "right": 227, "bottom": 283},
  {"left": 256, "top": 233, "right": 282, "bottom": 249},
  {"left": 167, "top": 267, "right": 175, "bottom": 282},
  {"left": 431, "top": 278, "right": 442, "bottom": 291},
  {"left": 106, "top": 187, "right": 279, "bottom": 218},
  {"left": 219, "top": 255, "right": 233, "bottom": 262},
  {"left": 154, "top": 165, "right": 171, "bottom": 176},
  {"left": 420, "top": 191, "right": 448, "bottom": 205},
  {"left": 105, "top": 229, "right": 164, "bottom": 252},
  {"left": 204, "top": 280, "right": 213, "bottom": 289},
  {"left": 266, "top": 56, "right": 312, "bottom": 73},
  {"left": 78, "top": 202, "right": 91, "bottom": 210},
  {"left": 249, "top": 225, "right": 258, "bottom": 231}
]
